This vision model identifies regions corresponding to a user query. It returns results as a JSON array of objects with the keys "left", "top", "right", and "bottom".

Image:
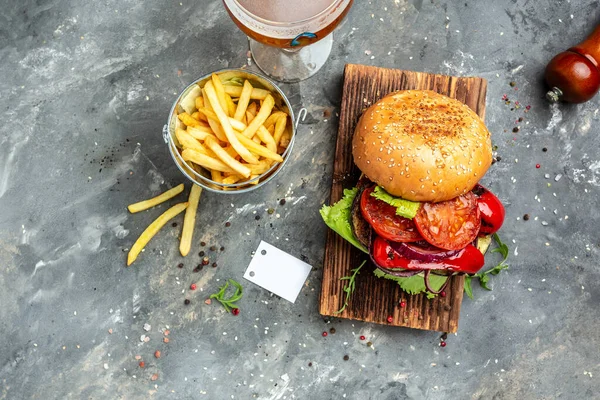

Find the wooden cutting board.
[{"left": 319, "top": 64, "right": 487, "bottom": 333}]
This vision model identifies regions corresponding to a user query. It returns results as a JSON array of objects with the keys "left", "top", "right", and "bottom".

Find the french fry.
[
  {"left": 211, "top": 170, "right": 222, "bottom": 183},
  {"left": 234, "top": 132, "right": 284, "bottom": 162},
  {"left": 187, "top": 126, "right": 216, "bottom": 141},
  {"left": 264, "top": 111, "right": 287, "bottom": 130},
  {"left": 127, "top": 184, "right": 185, "bottom": 214},
  {"left": 240, "top": 94, "right": 275, "bottom": 138},
  {"left": 280, "top": 128, "right": 292, "bottom": 148},
  {"left": 247, "top": 102, "right": 257, "bottom": 116},
  {"left": 225, "top": 94, "right": 236, "bottom": 118},
  {"left": 252, "top": 136, "right": 261, "bottom": 144},
  {"left": 223, "top": 85, "right": 270, "bottom": 100},
  {"left": 182, "top": 148, "right": 236, "bottom": 173},
  {"left": 211, "top": 73, "right": 229, "bottom": 117},
  {"left": 273, "top": 114, "right": 288, "bottom": 146},
  {"left": 205, "top": 135, "right": 252, "bottom": 178},
  {"left": 234, "top": 80, "right": 253, "bottom": 121},
  {"left": 195, "top": 96, "right": 204, "bottom": 111},
  {"left": 223, "top": 145, "right": 239, "bottom": 159},
  {"left": 245, "top": 110, "right": 255, "bottom": 124},
  {"left": 257, "top": 126, "right": 277, "bottom": 153},
  {"left": 175, "top": 128, "right": 209, "bottom": 153},
  {"left": 179, "top": 185, "right": 202, "bottom": 257},
  {"left": 248, "top": 174, "right": 260, "bottom": 185},
  {"left": 198, "top": 108, "right": 247, "bottom": 132},
  {"left": 203, "top": 88, "right": 228, "bottom": 142},
  {"left": 178, "top": 112, "right": 203, "bottom": 128},
  {"left": 127, "top": 202, "right": 189, "bottom": 266},
  {"left": 191, "top": 111, "right": 202, "bottom": 121},
  {"left": 248, "top": 160, "right": 272, "bottom": 175},
  {"left": 222, "top": 175, "right": 242, "bottom": 185},
  {"left": 204, "top": 81, "right": 259, "bottom": 165}
]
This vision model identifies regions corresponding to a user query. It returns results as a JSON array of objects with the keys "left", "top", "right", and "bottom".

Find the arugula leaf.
[
  {"left": 210, "top": 279, "right": 243, "bottom": 313},
  {"left": 373, "top": 269, "right": 448, "bottom": 299},
  {"left": 370, "top": 186, "right": 421, "bottom": 219},
  {"left": 469, "top": 233, "right": 510, "bottom": 294},
  {"left": 320, "top": 188, "right": 368, "bottom": 253},
  {"left": 335, "top": 260, "right": 366, "bottom": 314},
  {"left": 464, "top": 276, "right": 474, "bottom": 299},
  {"left": 491, "top": 233, "right": 509, "bottom": 259}
]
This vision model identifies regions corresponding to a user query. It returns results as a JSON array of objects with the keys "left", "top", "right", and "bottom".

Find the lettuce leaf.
[
  {"left": 370, "top": 186, "right": 420, "bottom": 219},
  {"left": 373, "top": 268, "right": 448, "bottom": 299},
  {"left": 320, "top": 188, "right": 368, "bottom": 254}
]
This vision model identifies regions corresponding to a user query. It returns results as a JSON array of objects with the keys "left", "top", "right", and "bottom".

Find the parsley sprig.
[
  {"left": 465, "top": 233, "right": 510, "bottom": 299},
  {"left": 335, "top": 260, "right": 366, "bottom": 314},
  {"left": 210, "top": 279, "right": 243, "bottom": 313}
]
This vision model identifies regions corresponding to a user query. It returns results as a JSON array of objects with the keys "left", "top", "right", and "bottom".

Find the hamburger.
[{"left": 320, "top": 90, "right": 506, "bottom": 297}]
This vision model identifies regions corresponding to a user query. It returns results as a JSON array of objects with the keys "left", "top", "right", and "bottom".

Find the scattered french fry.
[
  {"left": 127, "top": 202, "right": 188, "bottom": 265},
  {"left": 127, "top": 184, "right": 185, "bottom": 214},
  {"left": 179, "top": 185, "right": 202, "bottom": 256},
  {"left": 205, "top": 135, "right": 252, "bottom": 178},
  {"left": 240, "top": 94, "right": 275, "bottom": 138},
  {"left": 204, "top": 81, "right": 259, "bottom": 165}
]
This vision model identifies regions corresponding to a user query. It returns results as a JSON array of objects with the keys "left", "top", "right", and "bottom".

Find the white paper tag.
[{"left": 243, "top": 241, "right": 312, "bottom": 303}]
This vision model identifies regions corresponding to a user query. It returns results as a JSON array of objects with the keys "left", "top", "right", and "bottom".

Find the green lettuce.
[
  {"left": 370, "top": 186, "right": 420, "bottom": 219},
  {"left": 373, "top": 268, "right": 448, "bottom": 299},
  {"left": 320, "top": 188, "right": 368, "bottom": 254}
]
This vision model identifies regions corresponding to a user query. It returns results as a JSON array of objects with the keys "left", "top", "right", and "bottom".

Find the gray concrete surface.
[{"left": 1, "top": 0, "right": 600, "bottom": 399}]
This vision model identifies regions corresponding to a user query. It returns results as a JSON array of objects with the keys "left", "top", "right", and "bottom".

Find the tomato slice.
[
  {"left": 372, "top": 235, "right": 485, "bottom": 274},
  {"left": 360, "top": 187, "right": 423, "bottom": 243},
  {"left": 413, "top": 192, "right": 481, "bottom": 250},
  {"left": 473, "top": 185, "right": 505, "bottom": 234}
]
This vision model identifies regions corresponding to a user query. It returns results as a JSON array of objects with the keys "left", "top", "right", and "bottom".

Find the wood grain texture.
[{"left": 319, "top": 64, "right": 488, "bottom": 333}]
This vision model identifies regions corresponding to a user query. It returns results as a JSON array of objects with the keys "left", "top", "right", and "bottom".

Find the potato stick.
[
  {"left": 280, "top": 129, "right": 292, "bottom": 148},
  {"left": 257, "top": 126, "right": 277, "bottom": 153},
  {"left": 240, "top": 94, "right": 275, "bottom": 138},
  {"left": 234, "top": 80, "right": 253, "bottom": 121},
  {"left": 211, "top": 170, "right": 222, "bottom": 183},
  {"left": 182, "top": 148, "right": 236, "bottom": 173},
  {"left": 248, "top": 161, "right": 271, "bottom": 175},
  {"left": 187, "top": 125, "right": 214, "bottom": 139},
  {"left": 223, "top": 85, "right": 269, "bottom": 100},
  {"left": 178, "top": 112, "right": 203, "bottom": 128},
  {"left": 273, "top": 114, "right": 288, "bottom": 146},
  {"left": 264, "top": 111, "right": 287, "bottom": 130},
  {"left": 211, "top": 73, "right": 230, "bottom": 117},
  {"left": 248, "top": 174, "right": 260, "bottom": 185},
  {"left": 127, "top": 202, "right": 188, "bottom": 265},
  {"left": 205, "top": 136, "right": 251, "bottom": 178},
  {"left": 175, "top": 128, "right": 208, "bottom": 152},
  {"left": 247, "top": 102, "right": 257, "bottom": 116},
  {"left": 225, "top": 94, "right": 237, "bottom": 118},
  {"left": 195, "top": 96, "right": 204, "bottom": 111},
  {"left": 234, "top": 132, "right": 284, "bottom": 162},
  {"left": 198, "top": 108, "right": 248, "bottom": 132},
  {"left": 222, "top": 175, "right": 242, "bottom": 185},
  {"left": 223, "top": 145, "right": 239, "bottom": 159},
  {"left": 245, "top": 111, "right": 255, "bottom": 124},
  {"left": 204, "top": 81, "right": 258, "bottom": 165},
  {"left": 179, "top": 185, "right": 202, "bottom": 256},
  {"left": 127, "top": 183, "right": 185, "bottom": 214}
]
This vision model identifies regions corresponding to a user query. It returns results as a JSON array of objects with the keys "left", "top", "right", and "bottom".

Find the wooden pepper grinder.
[{"left": 545, "top": 24, "right": 600, "bottom": 103}]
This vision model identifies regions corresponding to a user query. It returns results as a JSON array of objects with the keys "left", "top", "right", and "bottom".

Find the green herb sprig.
[
  {"left": 210, "top": 279, "right": 243, "bottom": 313},
  {"left": 335, "top": 260, "right": 366, "bottom": 314},
  {"left": 465, "top": 233, "right": 510, "bottom": 299}
]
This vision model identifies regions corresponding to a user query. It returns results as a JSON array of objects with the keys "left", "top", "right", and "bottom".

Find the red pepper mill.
[{"left": 545, "top": 24, "right": 600, "bottom": 103}]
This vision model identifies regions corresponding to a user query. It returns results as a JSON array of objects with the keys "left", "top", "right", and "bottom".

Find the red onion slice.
[{"left": 388, "top": 241, "right": 460, "bottom": 262}]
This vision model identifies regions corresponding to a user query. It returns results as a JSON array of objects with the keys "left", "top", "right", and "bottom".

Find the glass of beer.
[{"left": 223, "top": 0, "right": 353, "bottom": 82}]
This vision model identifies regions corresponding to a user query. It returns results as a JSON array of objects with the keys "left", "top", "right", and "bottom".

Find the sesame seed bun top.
[{"left": 351, "top": 90, "right": 492, "bottom": 202}]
